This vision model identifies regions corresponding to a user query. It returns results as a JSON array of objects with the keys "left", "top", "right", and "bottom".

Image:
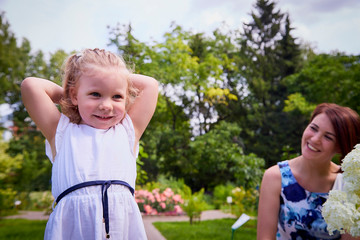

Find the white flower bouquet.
[{"left": 322, "top": 144, "right": 360, "bottom": 236}]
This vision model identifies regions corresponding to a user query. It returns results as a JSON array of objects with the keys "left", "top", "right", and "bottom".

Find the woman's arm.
[
  {"left": 257, "top": 165, "right": 282, "bottom": 240},
  {"left": 127, "top": 74, "right": 158, "bottom": 142},
  {"left": 21, "top": 77, "right": 62, "bottom": 147}
]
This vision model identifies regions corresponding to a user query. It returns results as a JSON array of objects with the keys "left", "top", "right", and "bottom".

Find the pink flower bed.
[{"left": 135, "top": 188, "right": 184, "bottom": 216}]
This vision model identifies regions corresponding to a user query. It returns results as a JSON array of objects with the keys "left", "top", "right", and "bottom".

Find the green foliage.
[
  {"left": 284, "top": 53, "right": 360, "bottom": 113},
  {"left": 28, "top": 191, "right": 53, "bottom": 213},
  {"left": 139, "top": 176, "right": 187, "bottom": 195},
  {"left": 141, "top": 94, "right": 192, "bottom": 182},
  {"left": 212, "top": 183, "right": 259, "bottom": 217},
  {"left": 0, "top": 13, "right": 70, "bottom": 195},
  {"left": 186, "top": 121, "right": 265, "bottom": 190},
  {"left": 0, "top": 136, "right": 22, "bottom": 184},
  {"left": 153, "top": 218, "right": 257, "bottom": 240},
  {"left": 0, "top": 134, "right": 22, "bottom": 215},
  {"left": 181, "top": 186, "right": 208, "bottom": 224},
  {"left": 236, "top": 0, "right": 304, "bottom": 168},
  {"left": 0, "top": 188, "right": 17, "bottom": 215},
  {"left": 283, "top": 93, "right": 316, "bottom": 115},
  {"left": 0, "top": 13, "right": 31, "bottom": 104},
  {"left": 14, "top": 151, "right": 52, "bottom": 192},
  {"left": 231, "top": 187, "right": 259, "bottom": 217},
  {"left": 136, "top": 141, "right": 149, "bottom": 185},
  {"left": 212, "top": 183, "right": 235, "bottom": 209}
]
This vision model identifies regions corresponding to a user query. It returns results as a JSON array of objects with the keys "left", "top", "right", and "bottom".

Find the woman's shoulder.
[
  {"left": 260, "top": 163, "right": 282, "bottom": 195},
  {"left": 263, "top": 164, "right": 282, "bottom": 183}
]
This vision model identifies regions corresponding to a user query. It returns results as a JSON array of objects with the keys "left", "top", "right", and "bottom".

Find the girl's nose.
[{"left": 99, "top": 99, "right": 112, "bottom": 110}]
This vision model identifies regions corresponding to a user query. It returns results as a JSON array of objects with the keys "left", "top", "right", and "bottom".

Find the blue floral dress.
[{"left": 277, "top": 161, "right": 341, "bottom": 240}]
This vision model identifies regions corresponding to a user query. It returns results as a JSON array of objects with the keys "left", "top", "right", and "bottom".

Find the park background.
[{"left": 1, "top": 0, "right": 360, "bottom": 238}]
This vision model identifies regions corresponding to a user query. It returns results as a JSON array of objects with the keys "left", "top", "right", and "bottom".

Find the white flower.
[
  {"left": 322, "top": 190, "right": 356, "bottom": 234},
  {"left": 322, "top": 145, "right": 360, "bottom": 236},
  {"left": 350, "top": 218, "right": 360, "bottom": 237}
]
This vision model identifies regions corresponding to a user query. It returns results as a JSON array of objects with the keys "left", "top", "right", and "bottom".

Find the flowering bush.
[
  {"left": 323, "top": 144, "right": 360, "bottom": 236},
  {"left": 29, "top": 191, "right": 54, "bottom": 214},
  {"left": 231, "top": 186, "right": 258, "bottom": 217},
  {"left": 135, "top": 188, "right": 184, "bottom": 215}
]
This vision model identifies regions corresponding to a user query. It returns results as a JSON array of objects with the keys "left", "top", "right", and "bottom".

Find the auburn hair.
[{"left": 310, "top": 103, "right": 360, "bottom": 161}]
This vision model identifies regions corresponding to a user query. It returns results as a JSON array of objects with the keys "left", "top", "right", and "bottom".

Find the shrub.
[
  {"left": 231, "top": 187, "right": 258, "bottom": 217},
  {"left": 135, "top": 187, "right": 184, "bottom": 215},
  {"left": 212, "top": 183, "right": 235, "bottom": 209},
  {"left": 28, "top": 191, "right": 54, "bottom": 214},
  {"left": 0, "top": 188, "right": 17, "bottom": 215},
  {"left": 181, "top": 186, "right": 208, "bottom": 224}
]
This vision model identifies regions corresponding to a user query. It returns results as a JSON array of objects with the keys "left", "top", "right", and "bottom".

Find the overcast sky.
[{"left": 1, "top": 0, "right": 359, "bottom": 56}]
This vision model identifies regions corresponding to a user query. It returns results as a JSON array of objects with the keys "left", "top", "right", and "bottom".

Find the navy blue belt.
[{"left": 55, "top": 180, "right": 134, "bottom": 239}]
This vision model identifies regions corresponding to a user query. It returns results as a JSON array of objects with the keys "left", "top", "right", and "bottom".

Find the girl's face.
[
  {"left": 70, "top": 66, "right": 128, "bottom": 129},
  {"left": 301, "top": 113, "right": 339, "bottom": 162}
]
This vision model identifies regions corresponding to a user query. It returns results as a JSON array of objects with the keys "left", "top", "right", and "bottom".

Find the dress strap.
[{"left": 55, "top": 180, "right": 134, "bottom": 239}]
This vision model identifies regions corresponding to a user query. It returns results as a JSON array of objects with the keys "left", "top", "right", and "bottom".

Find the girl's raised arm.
[
  {"left": 127, "top": 74, "right": 158, "bottom": 142},
  {"left": 21, "top": 77, "right": 62, "bottom": 147}
]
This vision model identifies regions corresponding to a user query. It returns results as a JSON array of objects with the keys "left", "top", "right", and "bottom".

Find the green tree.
[
  {"left": 0, "top": 133, "right": 22, "bottom": 214},
  {"left": 235, "top": 0, "right": 302, "bottom": 167},
  {"left": 0, "top": 12, "right": 31, "bottom": 105},
  {"left": 185, "top": 121, "right": 264, "bottom": 191},
  {"left": 285, "top": 53, "right": 360, "bottom": 113},
  {"left": 0, "top": 13, "right": 70, "bottom": 191}
]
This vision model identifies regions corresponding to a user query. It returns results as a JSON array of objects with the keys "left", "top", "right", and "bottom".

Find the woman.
[{"left": 257, "top": 103, "right": 360, "bottom": 240}]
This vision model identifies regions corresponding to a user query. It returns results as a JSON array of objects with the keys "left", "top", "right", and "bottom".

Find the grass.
[
  {"left": 0, "top": 217, "right": 257, "bottom": 240},
  {"left": 153, "top": 218, "right": 257, "bottom": 240},
  {"left": 0, "top": 219, "right": 47, "bottom": 240}
]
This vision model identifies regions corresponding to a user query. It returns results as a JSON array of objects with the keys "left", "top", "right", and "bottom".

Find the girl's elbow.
[
  {"left": 21, "top": 77, "right": 37, "bottom": 90},
  {"left": 148, "top": 77, "right": 159, "bottom": 89},
  {"left": 21, "top": 77, "right": 33, "bottom": 94}
]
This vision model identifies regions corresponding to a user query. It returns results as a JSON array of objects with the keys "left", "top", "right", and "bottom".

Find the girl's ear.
[{"left": 69, "top": 87, "right": 78, "bottom": 106}]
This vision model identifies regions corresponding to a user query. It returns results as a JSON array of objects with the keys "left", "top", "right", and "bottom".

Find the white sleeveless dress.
[{"left": 44, "top": 114, "right": 147, "bottom": 240}]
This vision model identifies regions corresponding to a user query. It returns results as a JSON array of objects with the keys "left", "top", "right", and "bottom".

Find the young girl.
[{"left": 21, "top": 48, "right": 158, "bottom": 240}]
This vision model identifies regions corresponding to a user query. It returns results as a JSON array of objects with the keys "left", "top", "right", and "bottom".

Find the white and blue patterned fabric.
[{"left": 276, "top": 160, "right": 341, "bottom": 240}]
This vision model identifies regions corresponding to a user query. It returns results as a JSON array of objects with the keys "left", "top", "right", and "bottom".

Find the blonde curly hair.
[{"left": 60, "top": 48, "right": 138, "bottom": 124}]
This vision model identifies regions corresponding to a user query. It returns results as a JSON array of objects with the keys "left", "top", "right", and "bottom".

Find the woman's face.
[{"left": 301, "top": 113, "right": 339, "bottom": 162}]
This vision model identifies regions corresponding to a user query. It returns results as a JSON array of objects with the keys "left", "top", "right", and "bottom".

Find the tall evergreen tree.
[{"left": 237, "top": 0, "right": 302, "bottom": 167}]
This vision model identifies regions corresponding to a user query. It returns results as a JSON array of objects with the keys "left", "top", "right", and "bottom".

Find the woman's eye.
[
  {"left": 325, "top": 135, "right": 334, "bottom": 141},
  {"left": 310, "top": 126, "right": 317, "bottom": 131},
  {"left": 90, "top": 92, "right": 100, "bottom": 97}
]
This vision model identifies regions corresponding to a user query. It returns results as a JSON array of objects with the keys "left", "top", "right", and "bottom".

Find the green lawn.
[
  {"left": 0, "top": 219, "right": 47, "bottom": 239},
  {"left": 154, "top": 218, "right": 257, "bottom": 240},
  {"left": 0, "top": 218, "right": 257, "bottom": 239}
]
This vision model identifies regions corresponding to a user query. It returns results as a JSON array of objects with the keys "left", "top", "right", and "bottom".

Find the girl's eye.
[
  {"left": 113, "top": 94, "right": 123, "bottom": 100},
  {"left": 90, "top": 92, "right": 100, "bottom": 97}
]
